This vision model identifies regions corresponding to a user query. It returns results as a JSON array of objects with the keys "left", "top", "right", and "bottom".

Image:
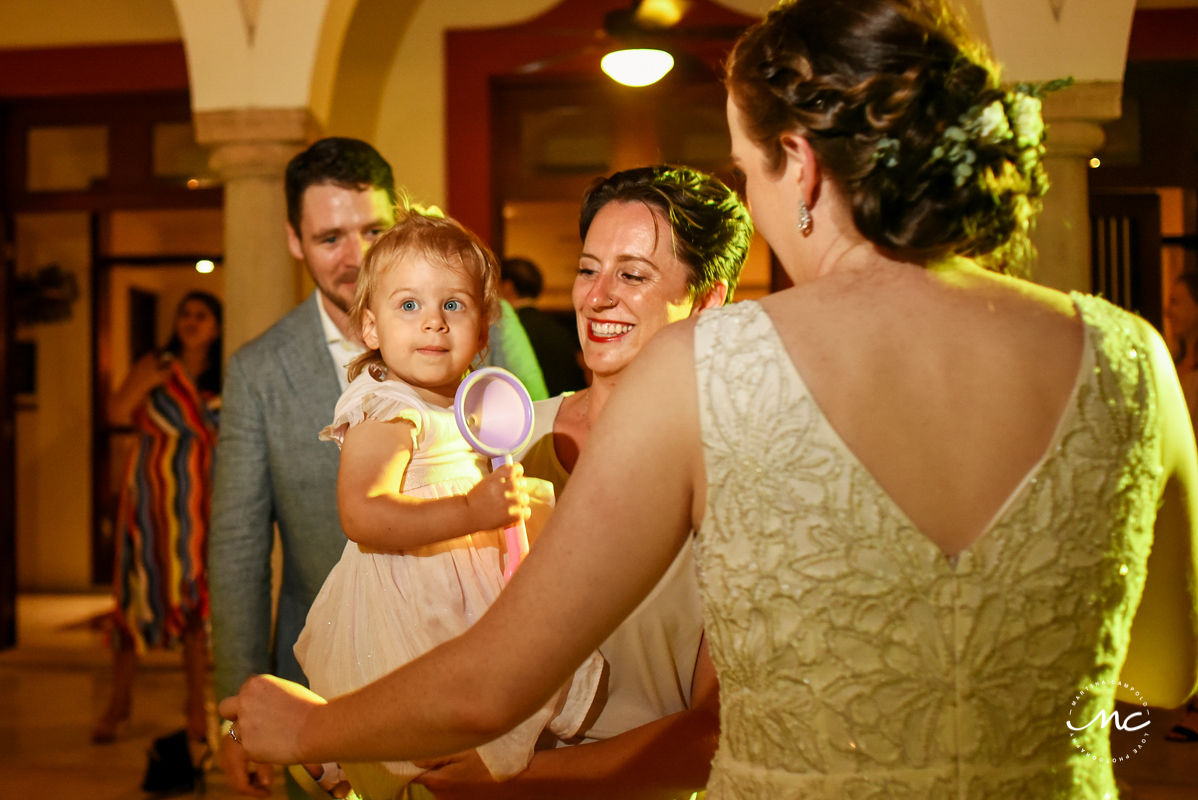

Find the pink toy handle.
[
  {"left": 494, "top": 453, "right": 529, "bottom": 581},
  {"left": 453, "top": 368, "right": 535, "bottom": 583}
]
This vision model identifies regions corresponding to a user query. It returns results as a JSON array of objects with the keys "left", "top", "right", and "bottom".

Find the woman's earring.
[{"left": 797, "top": 199, "right": 813, "bottom": 236}]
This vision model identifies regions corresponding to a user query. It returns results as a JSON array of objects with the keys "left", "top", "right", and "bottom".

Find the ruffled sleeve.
[{"left": 319, "top": 374, "right": 427, "bottom": 448}]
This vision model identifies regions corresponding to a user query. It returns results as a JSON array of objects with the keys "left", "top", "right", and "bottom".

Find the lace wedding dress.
[{"left": 694, "top": 295, "right": 1161, "bottom": 799}]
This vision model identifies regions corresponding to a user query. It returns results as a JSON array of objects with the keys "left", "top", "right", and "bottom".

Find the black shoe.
[
  {"left": 1165, "top": 721, "right": 1198, "bottom": 742},
  {"left": 141, "top": 729, "right": 203, "bottom": 796}
]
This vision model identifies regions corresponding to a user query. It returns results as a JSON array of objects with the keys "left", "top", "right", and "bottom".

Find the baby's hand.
[
  {"left": 465, "top": 463, "right": 531, "bottom": 531},
  {"left": 298, "top": 762, "right": 353, "bottom": 798}
]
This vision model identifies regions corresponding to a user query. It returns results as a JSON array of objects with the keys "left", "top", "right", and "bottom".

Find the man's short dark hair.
[
  {"left": 501, "top": 257, "right": 544, "bottom": 300},
  {"left": 285, "top": 137, "right": 397, "bottom": 232}
]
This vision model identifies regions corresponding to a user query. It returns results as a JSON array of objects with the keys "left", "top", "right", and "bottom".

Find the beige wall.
[
  {"left": 15, "top": 214, "right": 93, "bottom": 591},
  {"left": 369, "top": 0, "right": 559, "bottom": 208}
]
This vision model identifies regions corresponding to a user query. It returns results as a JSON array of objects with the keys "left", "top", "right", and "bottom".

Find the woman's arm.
[
  {"left": 1118, "top": 319, "right": 1198, "bottom": 707},
  {"left": 108, "top": 352, "right": 170, "bottom": 424},
  {"left": 337, "top": 417, "right": 529, "bottom": 551},
  {"left": 414, "top": 639, "right": 719, "bottom": 800},
  {"left": 221, "top": 319, "right": 706, "bottom": 766}
]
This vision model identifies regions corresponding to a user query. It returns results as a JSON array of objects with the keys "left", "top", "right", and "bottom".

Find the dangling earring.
[{"left": 797, "top": 199, "right": 813, "bottom": 237}]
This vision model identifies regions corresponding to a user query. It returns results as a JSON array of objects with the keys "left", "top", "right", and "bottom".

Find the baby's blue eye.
[
  {"left": 401, "top": 300, "right": 418, "bottom": 311},
  {"left": 444, "top": 299, "right": 464, "bottom": 311}
]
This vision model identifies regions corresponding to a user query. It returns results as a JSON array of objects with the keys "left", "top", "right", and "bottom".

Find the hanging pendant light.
[{"left": 601, "top": 48, "right": 675, "bottom": 87}]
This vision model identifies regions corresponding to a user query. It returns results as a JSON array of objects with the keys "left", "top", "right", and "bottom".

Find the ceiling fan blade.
[
  {"left": 514, "top": 43, "right": 604, "bottom": 75},
  {"left": 663, "top": 24, "right": 752, "bottom": 40},
  {"left": 607, "top": 1, "right": 744, "bottom": 43},
  {"left": 634, "top": 0, "right": 691, "bottom": 29},
  {"left": 512, "top": 0, "right": 746, "bottom": 78}
]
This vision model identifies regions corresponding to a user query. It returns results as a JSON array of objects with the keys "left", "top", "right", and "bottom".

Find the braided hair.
[{"left": 726, "top": 0, "right": 1051, "bottom": 271}]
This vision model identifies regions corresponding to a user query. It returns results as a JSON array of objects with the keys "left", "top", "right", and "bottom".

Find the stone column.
[
  {"left": 194, "top": 108, "right": 321, "bottom": 355},
  {"left": 1028, "top": 82, "right": 1122, "bottom": 293}
]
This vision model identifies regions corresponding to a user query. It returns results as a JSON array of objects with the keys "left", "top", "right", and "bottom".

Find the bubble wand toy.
[{"left": 453, "top": 367, "right": 535, "bottom": 582}]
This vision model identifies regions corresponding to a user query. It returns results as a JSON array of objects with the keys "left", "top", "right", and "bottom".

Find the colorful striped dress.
[{"left": 112, "top": 360, "right": 219, "bottom": 652}]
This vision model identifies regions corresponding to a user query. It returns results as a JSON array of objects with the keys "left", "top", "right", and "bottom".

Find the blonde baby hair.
[{"left": 346, "top": 208, "right": 501, "bottom": 382}]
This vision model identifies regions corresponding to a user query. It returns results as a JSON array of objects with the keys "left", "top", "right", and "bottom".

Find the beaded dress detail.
[{"left": 693, "top": 295, "right": 1162, "bottom": 799}]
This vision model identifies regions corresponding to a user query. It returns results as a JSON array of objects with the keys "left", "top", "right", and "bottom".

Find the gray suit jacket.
[{"left": 209, "top": 296, "right": 347, "bottom": 703}]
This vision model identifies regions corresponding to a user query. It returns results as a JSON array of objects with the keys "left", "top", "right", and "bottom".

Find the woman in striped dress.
[{"left": 93, "top": 291, "right": 222, "bottom": 746}]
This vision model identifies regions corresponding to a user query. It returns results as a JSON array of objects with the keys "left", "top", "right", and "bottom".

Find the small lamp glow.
[
  {"left": 601, "top": 48, "right": 674, "bottom": 87},
  {"left": 1089, "top": 157, "right": 1101, "bottom": 169},
  {"left": 195, "top": 259, "right": 215, "bottom": 274}
]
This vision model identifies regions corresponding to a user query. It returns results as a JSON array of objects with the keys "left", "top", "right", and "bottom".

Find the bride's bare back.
[{"left": 760, "top": 261, "right": 1083, "bottom": 557}]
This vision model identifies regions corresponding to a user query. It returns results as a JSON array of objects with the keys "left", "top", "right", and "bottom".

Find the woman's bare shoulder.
[{"left": 638, "top": 313, "right": 701, "bottom": 366}]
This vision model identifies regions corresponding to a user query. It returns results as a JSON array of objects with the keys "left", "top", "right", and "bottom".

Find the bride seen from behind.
[{"left": 223, "top": 0, "right": 1198, "bottom": 796}]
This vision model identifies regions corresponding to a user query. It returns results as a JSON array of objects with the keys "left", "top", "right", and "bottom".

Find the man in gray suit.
[{"left": 210, "top": 137, "right": 397, "bottom": 797}]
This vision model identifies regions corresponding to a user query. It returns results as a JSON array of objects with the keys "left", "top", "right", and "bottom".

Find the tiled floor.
[
  {"left": 0, "top": 593, "right": 1195, "bottom": 799},
  {"left": 0, "top": 593, "right": 284, "bottom": 799}
]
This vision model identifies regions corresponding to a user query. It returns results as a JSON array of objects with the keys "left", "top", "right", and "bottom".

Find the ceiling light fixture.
[{"left": 600, "top": 48, "right": 674, "bottom": 87}]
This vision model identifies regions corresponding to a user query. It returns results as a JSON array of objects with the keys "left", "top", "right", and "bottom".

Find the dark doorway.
[
  {"left": 128, "top": 288, "right": 157, "bottom": 362},
  {"left": 1, "top": 206, "right": 15, "bottom": 650}
]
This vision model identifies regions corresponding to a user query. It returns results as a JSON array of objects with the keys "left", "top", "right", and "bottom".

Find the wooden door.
[{"left": 1090, "top": 191, "right": 1164, "bottom": 330}]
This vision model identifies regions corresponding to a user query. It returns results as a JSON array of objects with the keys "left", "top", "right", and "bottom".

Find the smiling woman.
[
  {"left": 541, "top": 165, "right": 752, "bottom": 476},
  {"left": 573, "top": 201, "right": 709, "bottom": 379}
]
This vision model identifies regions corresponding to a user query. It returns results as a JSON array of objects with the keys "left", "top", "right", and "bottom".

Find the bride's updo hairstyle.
[{"left": 726, "top": 0, "right": 1050, "bottom": 270}]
